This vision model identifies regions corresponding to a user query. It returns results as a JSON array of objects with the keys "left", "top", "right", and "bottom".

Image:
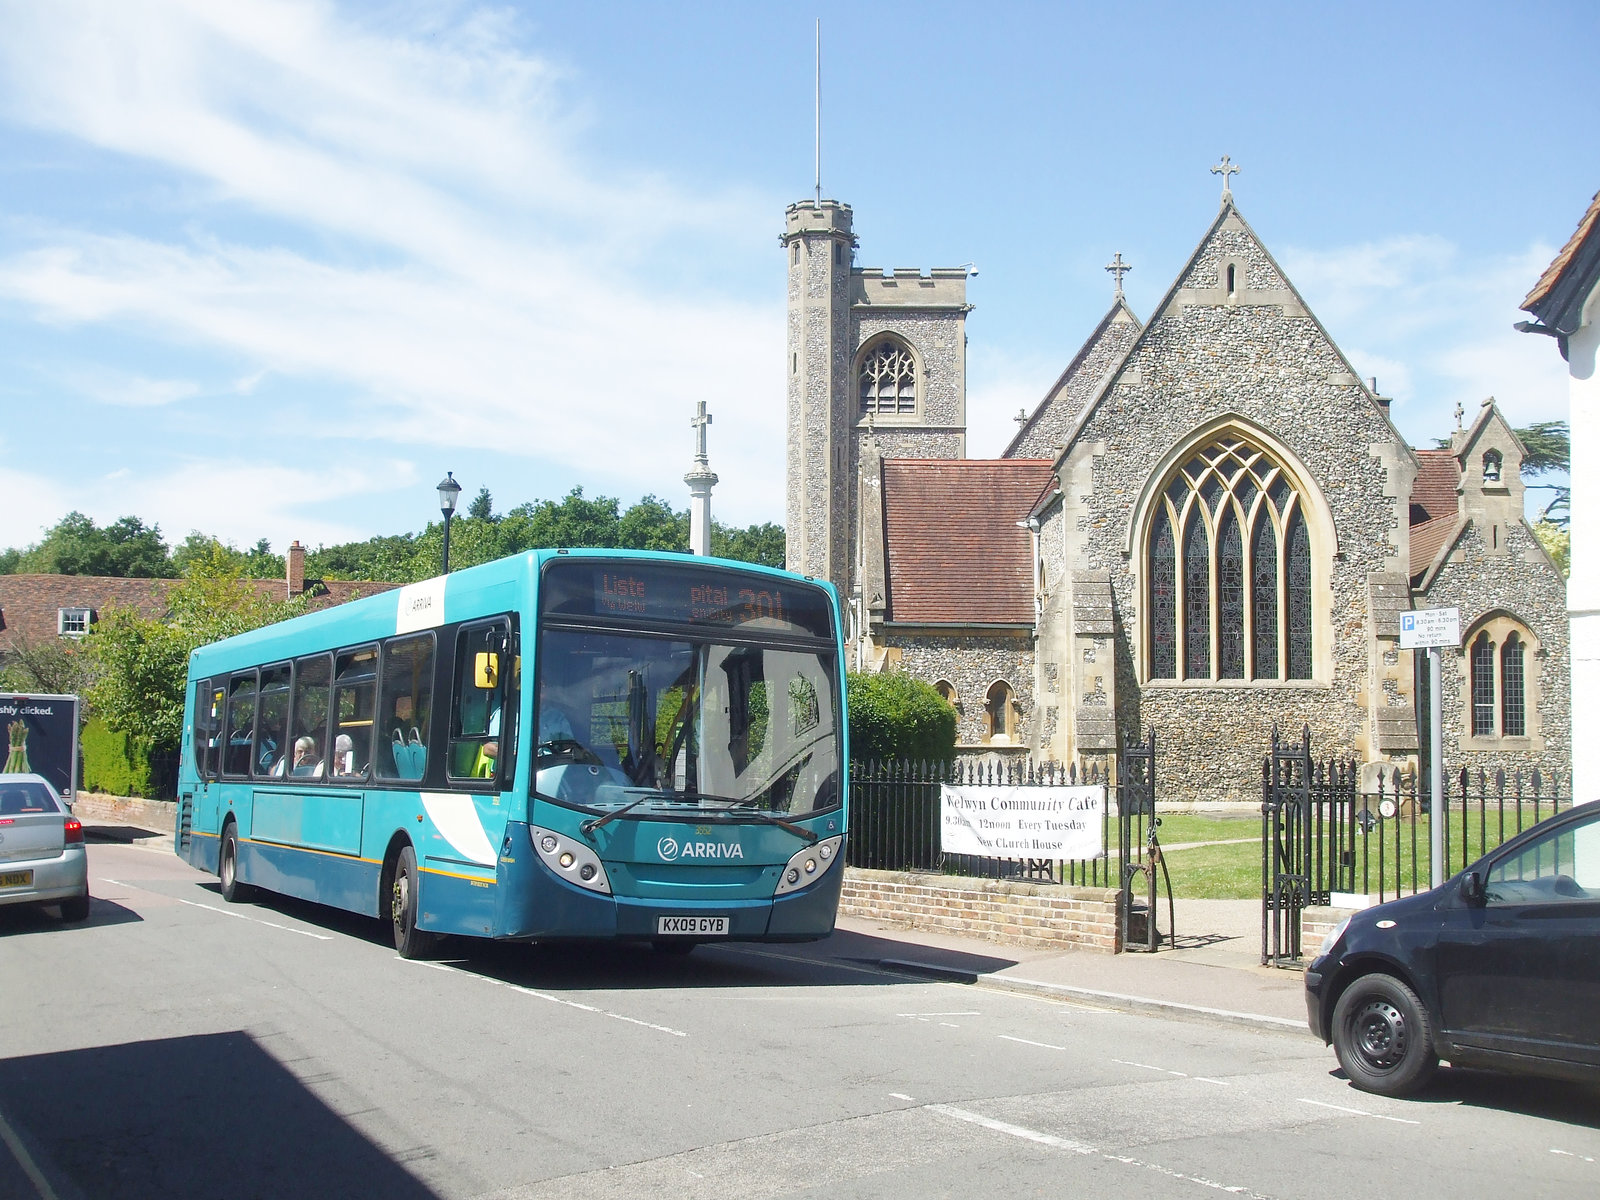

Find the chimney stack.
[{"left": 287, "top": 541, "right": 306, "bottom": 599}]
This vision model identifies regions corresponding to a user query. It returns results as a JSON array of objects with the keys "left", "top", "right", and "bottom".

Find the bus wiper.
[
  {"left": 723, "top": 802, "right": 819, "bottom": 844},
  {"left": 580, "top": 793, "right": 653, "bottom": 836}
]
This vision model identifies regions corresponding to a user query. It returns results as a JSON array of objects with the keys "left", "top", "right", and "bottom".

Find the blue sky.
[{"left": 0, "top": 0, "right": 1593, "bottom": 554}]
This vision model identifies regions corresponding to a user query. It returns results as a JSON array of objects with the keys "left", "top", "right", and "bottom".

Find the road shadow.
[
  {"left": 82, "top": 823, "right": 168, "bottom": 844},
  {"left": 0, "top": 895, "right": 142, "bottom": 935},
  {"left": 1330, "top": 1065, "right": 1600, "bottom": 1127},
  {"left": 0, "top": 1032, "right": 443, "bottom": 1200}
]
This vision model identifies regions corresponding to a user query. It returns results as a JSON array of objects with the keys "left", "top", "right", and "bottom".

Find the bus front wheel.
[
  {"left": 391, "top": 845, "right": 437, "bottom": 959},
  {"left": 220, "top": 825, "right": 252, "bottom": 903}
]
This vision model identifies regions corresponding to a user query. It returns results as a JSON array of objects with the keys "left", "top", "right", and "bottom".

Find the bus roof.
[{"left": 187, "top": 548, "right": 836, "bottom": 676}]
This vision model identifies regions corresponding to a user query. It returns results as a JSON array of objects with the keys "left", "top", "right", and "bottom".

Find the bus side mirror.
[
  {"left": 1461, "top": 870, "right": 1485, "bottom": 905},
  {"left": 475, "top": 652, "right": 499, "bottom": 690}
]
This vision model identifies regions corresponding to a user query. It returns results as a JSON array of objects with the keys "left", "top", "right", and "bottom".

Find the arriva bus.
[{"left": 175, "top": 551, "right": 847, "bottom": 958}]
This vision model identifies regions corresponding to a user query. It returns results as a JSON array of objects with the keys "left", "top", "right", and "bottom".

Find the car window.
[
  {"left": 0, "top": 782, "right": 59, "bottom": 814},
  {"left": 1485, "top": 810, "right": 1600, "bottom": 905}
]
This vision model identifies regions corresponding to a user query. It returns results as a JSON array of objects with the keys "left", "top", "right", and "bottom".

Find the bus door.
[{"left": 194, "top": 679, "right": 225, "bottom": 833}]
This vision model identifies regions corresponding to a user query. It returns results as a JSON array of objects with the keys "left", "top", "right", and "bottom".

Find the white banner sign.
[{"left": 940, "top": 785, "right": 1106, "bottom": 861}]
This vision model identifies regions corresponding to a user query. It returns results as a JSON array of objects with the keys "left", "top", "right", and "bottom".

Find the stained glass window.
[
  {"left": 859, "top": 340, "right": 917, "bottom": 415},
  {"left": 1149, "top": 509, "right": 1176, "bottom": 679},
  {"left": 1251, "top": 513, "right": 1278, "bottom": 679},
  {"left": 1184, "top": 513, "right": 1210, "bottom": 678},
  {"left": 1286, "top": 512, "right": 1312, "bottom": 679},
  {"left": 1217, "top": 510, "right": 1244, "bottom": 678},
  {"left": 1471, "top": 633, "right": 1495, "bottom": 737},
  {"left": 1500, "top": 634, "right": 1525, "bottom": 737}
]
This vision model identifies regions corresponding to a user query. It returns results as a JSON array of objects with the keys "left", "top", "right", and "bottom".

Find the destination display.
[
  {"left": 539, "top": 559, "right": 834, "bottom": 639},
  {"left": 940, "top": 784, "right": 1106, "bottom": 861}
]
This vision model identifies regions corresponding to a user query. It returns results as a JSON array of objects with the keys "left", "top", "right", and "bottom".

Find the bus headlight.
[
  {"left": 774, "top": 835, "right": 843, "bottom": 897},
  {"left": 529, "top": 825, "right": 611, "bottom": 895}
]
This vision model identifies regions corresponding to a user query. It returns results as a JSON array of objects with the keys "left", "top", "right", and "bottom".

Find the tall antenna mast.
[{"left": 814, "top": 19, "right": 822, "bottom": 204}]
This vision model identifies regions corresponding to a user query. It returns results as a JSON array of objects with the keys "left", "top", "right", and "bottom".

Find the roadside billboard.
[{"left": 1, "top": 693, "right": 81, "bottom": 801}]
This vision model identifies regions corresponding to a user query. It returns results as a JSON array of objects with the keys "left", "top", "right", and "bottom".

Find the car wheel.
[
  {"left": 391, "top": 845, "right": 436, "bottom": 959},
  {"left": 1331, "top": 973, "right": 1438, "bottom": 1097},
  {"left": 59, "top": 890, "right": 91, "bottom": 923},
  {"left": 219, "top": 824, "right": 252, "bottom": 903}
]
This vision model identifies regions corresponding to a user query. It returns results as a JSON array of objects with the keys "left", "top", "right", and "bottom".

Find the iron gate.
[{"left": 1261, "top": 726, "right": 1359, "bottom": 966}]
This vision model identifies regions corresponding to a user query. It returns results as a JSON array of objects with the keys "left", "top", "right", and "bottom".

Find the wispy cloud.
[{"left": 0, "top": 0, "right": 786, "bottom": 550}]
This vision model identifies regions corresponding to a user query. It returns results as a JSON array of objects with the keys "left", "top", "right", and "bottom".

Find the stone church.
[{"left": 782, "top": 172, "right": 1570, "bottom": 800}]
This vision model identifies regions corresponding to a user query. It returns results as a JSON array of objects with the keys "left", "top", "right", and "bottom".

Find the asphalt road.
[{"left": 2, "top": 838, "right": 1597, "bottom": 1200}]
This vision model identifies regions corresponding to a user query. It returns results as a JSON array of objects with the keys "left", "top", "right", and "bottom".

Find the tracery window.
[
  {"left": 858, "top": 339, "right": 917, "bottom": 416},
  {"left": 1145, "top": 433, "right": 1315, "bottom": 682},
  {"left": 1464, "top": 618, "right": 1534, "bottom": 743}
]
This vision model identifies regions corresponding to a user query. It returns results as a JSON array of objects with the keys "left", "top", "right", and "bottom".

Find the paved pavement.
[{"left": 80, "top": 816, "right": 1310, "bottom": 1035}]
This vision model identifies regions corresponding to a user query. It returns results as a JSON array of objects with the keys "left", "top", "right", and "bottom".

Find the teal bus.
[{"left": 175, "top": 550, "right": 847, "bottom": 957}]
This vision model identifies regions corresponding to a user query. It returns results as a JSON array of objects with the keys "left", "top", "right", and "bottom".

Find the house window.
[
  {"left": 1462, "top": 616, "right": 1538, "bottom": 745},
  {"left": 985, "top": 681, "right": 1013, "bottom": 744},
  {"left": 1145, "top": 433, "right": 1316, "bottom": 682},
  {"left": 858, "top": 338, "right": 917, "bottom": 416},
  {"left": 58, "top": 608, "right": 92, "bottom": 637}
]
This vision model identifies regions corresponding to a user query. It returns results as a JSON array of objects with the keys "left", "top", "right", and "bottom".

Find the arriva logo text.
[{"left": 657, "top": 836, "right": 743, "bottom": 862}]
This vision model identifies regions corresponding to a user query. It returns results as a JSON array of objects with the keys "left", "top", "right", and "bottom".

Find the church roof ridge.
[{"left": 1000, "top": 294, "right": 1142, "bottom": 458}]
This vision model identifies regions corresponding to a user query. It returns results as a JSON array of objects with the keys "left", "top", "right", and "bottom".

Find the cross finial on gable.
[
  {"left": 1014, "top": 407, "right": 1029, "bottom": 430},
  {"left": 1210, "top": 155, "right": 1240, "bottom": 200},
  {"left": 1105, "top": 252, "right": 1131, "bottom": 298},
  {"left": 1454, "top": 401, "right": 1464, "bottom": 432}
]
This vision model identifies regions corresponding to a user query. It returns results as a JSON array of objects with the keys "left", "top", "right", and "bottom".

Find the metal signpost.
[{"left": 1400, "top": 608, "right": 1460, "bottom": 888}]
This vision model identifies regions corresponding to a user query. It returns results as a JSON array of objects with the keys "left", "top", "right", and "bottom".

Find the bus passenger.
[{"left": 291, "top": 737, "right": 318, "bottom": 776}]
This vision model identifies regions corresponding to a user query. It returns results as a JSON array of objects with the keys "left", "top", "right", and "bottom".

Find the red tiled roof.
[
  {"left": 881, "top": 459, "right": 1055, "bottom": 624},
  {"left": 1523, "top": 188, "right": 1600, "bottom": 311},
  {"left": 0, "top": 574, "right": 396, "bottom": 653},
  {"left": 1409, "top": 450, "right": 1462, "bottom": 580}
]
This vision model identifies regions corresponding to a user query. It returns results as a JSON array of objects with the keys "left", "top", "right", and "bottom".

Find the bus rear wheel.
[{"left": 391, "top": 845, "right": 437, "bottom": 959}]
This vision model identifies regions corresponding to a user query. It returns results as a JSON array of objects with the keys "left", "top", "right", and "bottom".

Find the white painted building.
[{"left": 1520, "top": 189, "right": 1600, "bottom": 803}]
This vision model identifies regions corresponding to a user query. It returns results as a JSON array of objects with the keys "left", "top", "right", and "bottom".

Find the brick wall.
[
  {"left": 1301, "top": 904, "right": 1361, "bottom": 962},
  {"left": 840, "top": 868, "right": 1121, "bottom": 953}
]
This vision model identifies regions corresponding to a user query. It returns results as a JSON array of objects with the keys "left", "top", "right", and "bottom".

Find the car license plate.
[
  {"left": 0, "top": 870, "right": 33, "bottom": 889},
  {"left": 656, "top": 915, "right": 728, "bottom": 936}
]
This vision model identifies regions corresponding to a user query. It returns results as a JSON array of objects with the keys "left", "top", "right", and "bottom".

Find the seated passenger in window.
[
  {"left": 331, "top": 733, "right": 357, "bottom": 776},
  {"left": 291, "top": 736, "right": 318, "bottom": 776}
]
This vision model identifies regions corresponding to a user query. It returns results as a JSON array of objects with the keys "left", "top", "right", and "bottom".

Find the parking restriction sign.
[{"left": 1399, "top": 607, "right": 1460, "bottom": 650}]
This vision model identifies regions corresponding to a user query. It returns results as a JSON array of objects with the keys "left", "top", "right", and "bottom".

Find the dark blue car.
[{"left": 1306, "top": 799, "right": 1600, "bottom": 1096}]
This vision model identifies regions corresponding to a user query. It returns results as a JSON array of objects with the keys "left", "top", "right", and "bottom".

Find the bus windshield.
[{"left": 533, "top": 626, "right": 840, "bottom": 819}]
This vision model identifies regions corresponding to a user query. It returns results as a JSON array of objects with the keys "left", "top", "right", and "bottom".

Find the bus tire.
[
  {"left": 219, "top": 824, "right": 252, "bottom": 903},
  {"left": 391, "top": 844, "right": 436, "bottom": 959}
]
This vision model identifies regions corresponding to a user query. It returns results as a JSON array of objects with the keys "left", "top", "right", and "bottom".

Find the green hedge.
[
  {"left": 81, "top": 716, "right": 156, "bottom": 798},
  {"left": 846, "top": 671, "right": 957, "bottom": 762}
]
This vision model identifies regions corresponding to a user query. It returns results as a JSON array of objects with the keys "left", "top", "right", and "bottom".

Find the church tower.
[{"left": 781, "top": 200, "right": 856, "bottom": 592}]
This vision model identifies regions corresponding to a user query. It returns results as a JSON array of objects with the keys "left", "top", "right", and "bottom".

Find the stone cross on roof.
[
  {"left": 1211, "top": 154, "right": 1240, "bottom": 198},
  {"left": 691, "top": 400, "right": 712, "bottom": 465},
  {"left": 1454, "top": 401, "right": 1465, "bottom": 431},
  {"left": 1105, "top": 252, "right": 1131, "bottom": 298}
]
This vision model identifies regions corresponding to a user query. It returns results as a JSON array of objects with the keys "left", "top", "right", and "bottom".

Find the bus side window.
[
  {"left": 254, "top": 664, "right": 292, "bottom": 777},
  {"left": 290, "top": 653, "right": 332, "bottom": 780},
  {"left": 378, "top": 633, "right": 435, "bottom": 782},
  {"left": 192, "top": 679, "right": 219, "bottom": 780},
  {"left": 224, "top": 671, "right": 258, "bottom": 777},
  {"left": 449, "top": 623, "right": 511, "bottom": 782},
  {"left": 331, "top": 646, "right": 378, "bottom": 779}
]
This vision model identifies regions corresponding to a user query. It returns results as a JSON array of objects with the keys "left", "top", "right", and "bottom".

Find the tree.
[
  {"left": 468, "top": 487, "right": 496, "bottom": 521},
  {"left": 845, "top": 671, "right": 958, "bottom": 762},
  {"left": 618, "top": 495, "right": 689, "bottom": 552},
  {"left": 15, "top": 512, "right": 175, "bottom": 577},
  {"left": 87, "top": 546, "right": 304, "bottom": 754},
  {"left": 713, "top": 521, "right": 785, "bottom": 568},
  {"left": 0, "top": 631, "right": 96, "bottom": 700},
  {"left": 1516, "top": 420, "right": 1569, "bottom": 527},
  {"left": 171, "top": 533, "right": 285, "bottom": 580}
]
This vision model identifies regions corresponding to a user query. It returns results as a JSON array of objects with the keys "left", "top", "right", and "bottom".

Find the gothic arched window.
[
  {"left": 1144, "top": 433, "right": 1317, "bottom": 682},
  {"left": 858, "top": 339, "right": 917, "bottom": 416},
  {"left": 985, "top": 681, "right": 1013, "bottom": 744},
  {"left": 1463, "top": 617, "right": 1536, "bottom": 743}
]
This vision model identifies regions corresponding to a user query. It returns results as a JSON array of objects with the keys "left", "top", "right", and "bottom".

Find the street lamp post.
[{"left": 437, "top": 472, "right": 462, "bottom": 573}]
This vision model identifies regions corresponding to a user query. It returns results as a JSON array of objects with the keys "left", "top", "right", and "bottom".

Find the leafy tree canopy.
[
  {"left": 5, "top": 511, "right": 174, "bottom": 578},
  {"left": 846, "top": 671, "right": 958, "bottom": 762}
]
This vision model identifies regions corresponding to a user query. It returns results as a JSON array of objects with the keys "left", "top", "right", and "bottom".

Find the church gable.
[{"left": 1005, "top": 296, "right": 1141, "bottom": 460}]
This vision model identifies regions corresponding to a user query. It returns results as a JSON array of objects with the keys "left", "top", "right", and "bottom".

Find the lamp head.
[{"left": 437, "top": 471, "right": 462, "bottom": 517}]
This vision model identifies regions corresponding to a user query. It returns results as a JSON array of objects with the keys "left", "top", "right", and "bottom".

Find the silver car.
[{"left": 0, "top": 773, "right": 90, "bottom": 921}]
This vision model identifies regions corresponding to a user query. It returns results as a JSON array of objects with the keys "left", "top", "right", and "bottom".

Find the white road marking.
[
  {"left": 1298, "top": 1098, "right": 1419, "bottom": 1125},
  {"left": 1111, "top": 1058, "right": 1234, "bottom": 1086},
  {"left": 1550, "top": 1149, "right": 1596, "bottom": 1164},
  {"left": 999, "top": 1035, "right": 1067, "bottom": 1050},
  {"left": 0, "top": 1106, "right": 61, "bottom": 1200},
  {"left": 404, "top": 960, "right": 687, "bottom": 1037},
  {"left": 888, "top": 1093, "right": 916, "bottom": 1102},
  {"left": 897, "top": 1011, "right": 982, "bottom": 1018},
  {"left": 174, "top": 897, "right": 335, "bottom": 940},
  {"left": 928, "top": 1104, "right": 1280, "bottom": 1198}
]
